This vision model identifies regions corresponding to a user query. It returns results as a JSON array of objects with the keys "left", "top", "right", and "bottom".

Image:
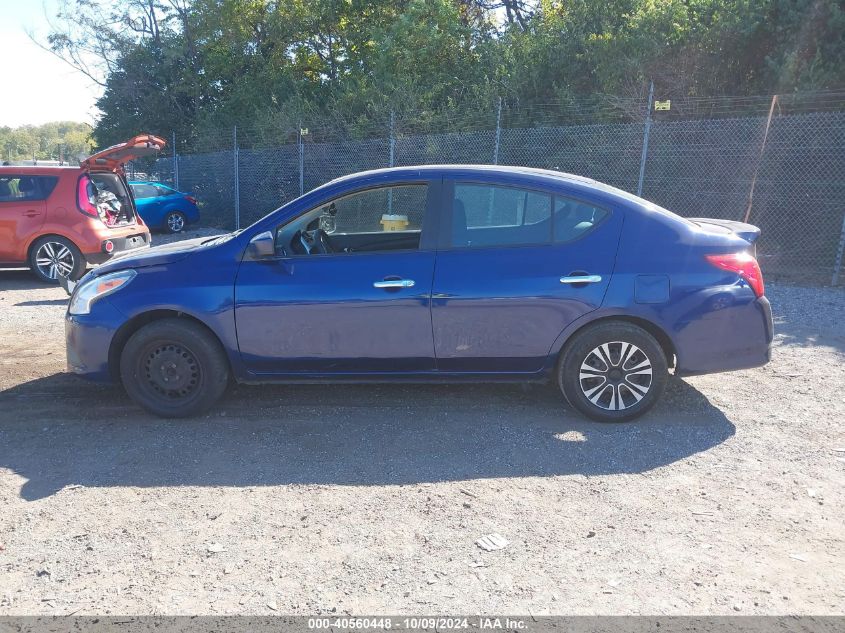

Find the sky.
[{"left": 0, "top": 0, "right": 101, "bottom": 127}]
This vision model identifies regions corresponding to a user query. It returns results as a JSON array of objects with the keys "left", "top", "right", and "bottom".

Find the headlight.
[{"left": 68, "top": 270, "right": 137, "bottom": 315}]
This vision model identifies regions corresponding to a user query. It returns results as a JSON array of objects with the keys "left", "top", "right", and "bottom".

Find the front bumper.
[{"left": 65, "top": 298, "right": 126, "bottom": 382}]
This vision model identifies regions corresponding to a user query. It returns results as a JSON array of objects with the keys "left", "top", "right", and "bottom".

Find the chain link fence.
[{"left": 136, "top": 97, "right": 845, "bottom": 285}]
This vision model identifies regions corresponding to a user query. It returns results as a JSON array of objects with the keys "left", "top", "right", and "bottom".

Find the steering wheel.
[{"left": 298, "top": 229, "right": 332, "bottom": 255}]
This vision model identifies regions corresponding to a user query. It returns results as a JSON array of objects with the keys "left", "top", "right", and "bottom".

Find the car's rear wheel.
[
  {"left": 29, "top": 236, "right": 85, "bottom": 283},
  {"left": 119, "top": 318, "right": 229, "bottom": 418},
  {"left": 165, "top": 211, "right": 186, "bottom": 233},
  {"left": 558, "top": 321, "right": 668, "bottom": 423}
]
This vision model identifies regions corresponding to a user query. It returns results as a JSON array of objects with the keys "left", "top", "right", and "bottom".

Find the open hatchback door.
[{"left": 81, "top": 134, "right": 167, "bottom": 172}]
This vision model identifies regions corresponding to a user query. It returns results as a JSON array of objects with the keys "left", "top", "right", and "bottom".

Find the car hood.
[{"left": 92, "top": 236, "right": 214, "bottom": 276}]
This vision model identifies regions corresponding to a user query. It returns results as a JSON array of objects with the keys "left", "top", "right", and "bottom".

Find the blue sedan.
[
  {"left": 66, "top": 166, "right": 772, "bottom": 422},
  {"left": 128, "top": 181, "right": 200, "bottom": 233}
]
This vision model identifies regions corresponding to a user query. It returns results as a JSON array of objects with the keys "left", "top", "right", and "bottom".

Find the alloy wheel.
[
  {"left": 35, "top": 241, "right": 75, "bottom": 280},
  {"left": 579, "top": 341, "right": 653, "bottom": 411},
  {"left": 167, "top": 213, "right": 185, "bottom": 232}
]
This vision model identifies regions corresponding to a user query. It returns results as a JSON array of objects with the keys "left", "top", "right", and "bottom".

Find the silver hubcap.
[
  {"left": 35, "top": 242, "right": 74, "bottom": 280},
  {"left": 167, "top": 213, "right": 184, "bottom": 232},
  {"left": 579, "top": 341, "right": 653, "bottom": 411}
]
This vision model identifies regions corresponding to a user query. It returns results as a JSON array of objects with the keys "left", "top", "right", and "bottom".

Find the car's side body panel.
[
  {"left": 0, "top": 195, "right": 47, "bottom": 263},
  {"left": 235, "top": 250, "right": 438, "bottom": 373}
]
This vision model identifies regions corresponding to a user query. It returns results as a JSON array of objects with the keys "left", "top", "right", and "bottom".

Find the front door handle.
[
  {"left": 560, "top": 274, "right": 602, "bottom": 284},
  {"left": 374, "top": 279, "right": 415, "bottom": 289}
]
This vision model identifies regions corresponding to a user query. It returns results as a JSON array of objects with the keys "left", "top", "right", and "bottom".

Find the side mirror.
[{"left": 247, "top": 231, "right": 276, "bottom": 258}]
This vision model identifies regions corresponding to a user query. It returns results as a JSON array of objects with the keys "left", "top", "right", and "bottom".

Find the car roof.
[{"left": 325, "top": 164, "right": 641, "bottom": 205}]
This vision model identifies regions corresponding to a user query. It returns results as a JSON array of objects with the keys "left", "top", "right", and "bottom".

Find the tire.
[
  {"left": 164, "top": 211, "right": 186, "bottom": 233},
  {"left": 29, "top": 235, "right": 85, "bottom": 283},
  {"left": 119, "top": 318, "right": 229, "bottom": 418},
  {"left": 558, "top": 321, "right": 668, "bottom": 423}
]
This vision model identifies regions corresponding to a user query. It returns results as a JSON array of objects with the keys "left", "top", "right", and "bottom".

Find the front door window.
[{"left": 276, "top": 184, "right": 429, "bottom": 256}]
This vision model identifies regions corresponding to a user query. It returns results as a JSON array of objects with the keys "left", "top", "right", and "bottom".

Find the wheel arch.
[
  {"left": 108, "top": 309, "right": 230, "bottom": 382},
  {"left": 551, "top": 313, "right": 677, "bottom": 370}
]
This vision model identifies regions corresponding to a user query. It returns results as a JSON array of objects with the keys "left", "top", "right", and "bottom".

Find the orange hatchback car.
[{"left": 0, "top": 134, "right": 164, "bottom": 282}]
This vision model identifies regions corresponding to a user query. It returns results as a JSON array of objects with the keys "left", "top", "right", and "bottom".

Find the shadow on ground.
[
  {"left": 0, "top": 373, "right": 734, "bottom": 500},
  {"left": 766, "top": 283, "right": 845, "bottom": 353},
  {"left": 0, "top": 269, "right": 59, "bottom": 292}
]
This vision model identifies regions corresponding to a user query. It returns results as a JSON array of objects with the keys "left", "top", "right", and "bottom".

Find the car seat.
[{"left": 17, "top": 177, "right": 38, "bottom": 199}]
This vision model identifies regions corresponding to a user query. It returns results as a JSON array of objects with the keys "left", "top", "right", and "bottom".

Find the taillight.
[
  {"left": 706, "top": 252, "right": 765, "bottom": 297},
  {"left": 77, "top": 175, "right": 98, "bottom": 218},
  {"left": 185, "top": 195, "right": 197, "bottom": 205}
]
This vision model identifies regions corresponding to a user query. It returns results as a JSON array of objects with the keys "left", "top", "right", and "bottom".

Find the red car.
[{"left": 0, "top": 134, "right": 164, "bottom": 282}]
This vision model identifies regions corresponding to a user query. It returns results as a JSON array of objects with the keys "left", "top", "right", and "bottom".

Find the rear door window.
[
  {"left": 449, "top": 182, "right": 610, "bottom": 248},
  {"left": 452, "top": 183, "right": 551, "bottom": 247},
  {"left": 0, "top": 176, "right": 58, "bottom": 202}
]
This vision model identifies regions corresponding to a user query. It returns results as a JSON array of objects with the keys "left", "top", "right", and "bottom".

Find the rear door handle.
[
  {"left": 560, "top": 274, "right": 602, "bottom": 284},
  {"left": 374, "top": 279, "right": 415, "bottom": 289},
  {"left": 23, "top": 210, "right": 41, "bottom": 217}
]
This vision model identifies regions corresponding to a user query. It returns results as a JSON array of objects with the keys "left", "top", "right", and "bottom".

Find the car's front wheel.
[
  {"left": 164, "top": 211, "right": 186, "bottom": 233},
  {"left": 558, "top": 321, "right": 668, "bottom": 422},
  {"left": 29, "top": 235, "right": 85, "bottom": 283},
  {"left": 119, "top": 318, "right": 229, "bottom": 418}
]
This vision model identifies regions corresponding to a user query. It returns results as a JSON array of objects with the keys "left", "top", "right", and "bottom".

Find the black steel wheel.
[{"left": 120, "top": 318, "right": 229, "bottom": 418}]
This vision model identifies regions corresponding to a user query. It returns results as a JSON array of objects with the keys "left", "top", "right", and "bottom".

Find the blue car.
[
  {"left": 128, "top": 181, "right": 200, "bottom": 233},
  {"left": 66, "top": 166, "right": 772, "bottom": 422}
]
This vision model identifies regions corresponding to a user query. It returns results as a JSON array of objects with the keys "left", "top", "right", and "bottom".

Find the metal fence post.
[
  {"left": 493, "top": 97, "right": 502, "bottom": 165},
  {"left": 388, "top": 111, "right": 395, "bottom": 213},
  {"left": 833, "top": 210, "right": 845, "bottom": 286},
  {"left": 171, "top": 131, "right": 179, "bottom": 190},
  {"left": 389, "top": 111, "right": 395, "bottom": 168},
  {"left": 743, "top": 94, "right": 778, "bottom": 224},
  {"left": 233, "top": 126, "right": 240, "bottom": 230},
  {"left": 298, "top": 127, "right": 304, "bottom": 197},
  {"left": 636, "top": 81, "right": 654, "bottom": 197}
]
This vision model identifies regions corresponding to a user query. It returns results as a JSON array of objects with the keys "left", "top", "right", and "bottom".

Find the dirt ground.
[{"left": 0, "top": 248, "right": 843, "bottom": 615}]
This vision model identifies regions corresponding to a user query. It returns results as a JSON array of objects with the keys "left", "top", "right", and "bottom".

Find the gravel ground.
[{"left": 0, "top": 246, "right": 843, "bottom": 615}]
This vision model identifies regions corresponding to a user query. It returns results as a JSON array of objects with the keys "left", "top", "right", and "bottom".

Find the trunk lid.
[{"left": 81, "top": 134, "right": 166, "bottom": 172}]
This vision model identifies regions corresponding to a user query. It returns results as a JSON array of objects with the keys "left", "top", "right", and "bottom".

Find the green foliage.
[
  {"left": 0, "top": 122, "right": 94, "bottom": 164},
  {"left": 45, "top": 0, "right": 845, "bottom": 148}
]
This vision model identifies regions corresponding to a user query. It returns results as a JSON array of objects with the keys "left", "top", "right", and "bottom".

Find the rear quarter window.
[{"left": 554, "top": 196, "right": 610, "bottom": 243}]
